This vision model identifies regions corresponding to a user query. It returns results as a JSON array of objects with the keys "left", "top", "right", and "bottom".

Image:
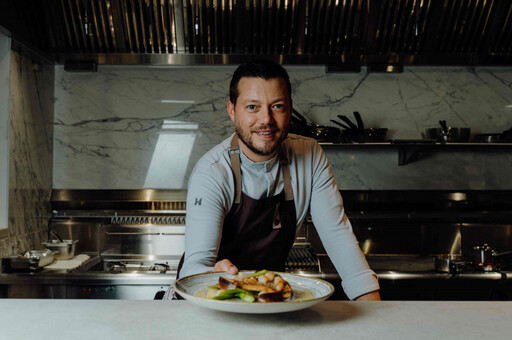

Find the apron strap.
[
  {"left": 229, "top": 135, "right": 242, "bottom": 204},
  {"left": 229, "top": 134, "right": 294, "bottom": 204},
  {"left": 279, "top": 146, "right": 294, "bottom": 202}
]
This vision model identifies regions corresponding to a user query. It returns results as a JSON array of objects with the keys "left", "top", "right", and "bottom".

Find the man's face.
[{"left": 227, "top": 77, "right": 292, "bottom": 162}]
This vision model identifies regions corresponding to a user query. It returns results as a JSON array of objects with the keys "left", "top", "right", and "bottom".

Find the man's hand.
[
  {"left": 354, "top": 290, "right": 381, "bottom": 301},
  {"left": 214, "top": 259, "right": 238, "bottom": 274}
]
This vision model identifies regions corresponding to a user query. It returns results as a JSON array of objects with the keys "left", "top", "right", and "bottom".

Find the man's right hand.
[{"left": 214, "top": 259, "right": 238, "bottom": 274}]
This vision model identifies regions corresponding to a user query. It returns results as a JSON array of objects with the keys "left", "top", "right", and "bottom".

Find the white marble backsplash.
[{"left": 54, "top": 65, "right": 512, "bottom": 190}]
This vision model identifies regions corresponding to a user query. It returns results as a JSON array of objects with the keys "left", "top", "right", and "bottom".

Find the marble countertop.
[{"left": 0, "top": 300, "right": 510, "bottom": 340}]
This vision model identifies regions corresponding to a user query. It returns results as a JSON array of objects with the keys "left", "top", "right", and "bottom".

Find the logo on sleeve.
[{"left": 194, "top": 197, "right": 202, "bottom": 206}]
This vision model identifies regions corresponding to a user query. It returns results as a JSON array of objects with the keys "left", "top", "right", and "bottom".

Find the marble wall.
[
  {"left": 0, "top": 43, "right": 54, "bottom": 256},
  {"left": 54, "top": 65, "right": 512, "bottom": 190},
  {"left": 0, "top": 32, "right": 10, "bottom": 231}
]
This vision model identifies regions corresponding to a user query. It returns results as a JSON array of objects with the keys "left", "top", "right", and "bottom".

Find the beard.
[{"left": 235, "top": 123, "right": 289, "bottom": 157}]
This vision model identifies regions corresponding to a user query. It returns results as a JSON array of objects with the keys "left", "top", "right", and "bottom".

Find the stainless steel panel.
[
  {"left": 101, "top": 224, "right": 185, "bottom": 257},
  {"left": 51, "top": 220, "right": 101, "bottom": 253},
  {"left": 0, "top": 284, "right": 67, "bottom": 298},
  {"left": 66, "top": 284, "right": 169, "bottom": 299},
  {"left": 307, "top": 220, "right": 462, "bottom": 256}
]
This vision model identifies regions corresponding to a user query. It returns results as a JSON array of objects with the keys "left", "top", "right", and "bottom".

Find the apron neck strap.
[{"left": 229, "top": 134, "right": 294, "bottom": 204}]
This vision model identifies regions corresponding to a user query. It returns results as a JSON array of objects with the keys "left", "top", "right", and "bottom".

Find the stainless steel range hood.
[{"left": 1, "top": 0, "right": 511, "bottom": 66}]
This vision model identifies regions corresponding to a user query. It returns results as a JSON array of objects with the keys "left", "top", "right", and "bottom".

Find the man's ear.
[{"left": 227, "top": 101, "right": 236, "bottom": 123}]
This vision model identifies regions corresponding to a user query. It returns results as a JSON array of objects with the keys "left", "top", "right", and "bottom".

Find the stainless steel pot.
[
  {"left": 473, "top": 244, "right": 495, "bottom": 271},
  {"left": 426, "top": 128, "right": 471, "bottom": 142},
  {"left": 42, "top": 240, "right": 79, "bottom": 260}
]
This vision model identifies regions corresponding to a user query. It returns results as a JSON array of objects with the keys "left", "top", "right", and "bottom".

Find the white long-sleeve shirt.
[{"left": 181, "top": 133, "right": 379, "bottom": 300}]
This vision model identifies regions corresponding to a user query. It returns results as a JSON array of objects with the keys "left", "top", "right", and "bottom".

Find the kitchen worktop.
[{"left": 1, "top": 300, "right": 510, "bottom": 339}]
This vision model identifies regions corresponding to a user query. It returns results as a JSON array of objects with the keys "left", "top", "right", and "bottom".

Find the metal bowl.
[
  {"left": 42, "top": 240, "right": 79, "bottom": 260},
  {"left": 426, "top": 128, "right": 471, "bottom": 142}
]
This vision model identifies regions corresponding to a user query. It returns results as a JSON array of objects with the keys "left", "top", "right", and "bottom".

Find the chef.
[{"left": 173, "top": 59, "right": 380, "bottom": 301}]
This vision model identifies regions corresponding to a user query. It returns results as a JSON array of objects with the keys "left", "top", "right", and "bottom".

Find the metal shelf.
[{"left": 319, "top": 142, "right": 512, "bottom": 165}]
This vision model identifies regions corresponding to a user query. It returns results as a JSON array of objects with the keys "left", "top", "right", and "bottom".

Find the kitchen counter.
[{"left": 0, "top": 300, "right": 511, "bottom": 339}]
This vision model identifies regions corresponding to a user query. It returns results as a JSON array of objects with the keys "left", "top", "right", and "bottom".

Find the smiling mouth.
[{"left": 254, "top": 131, "right": 276, "bottom": 136}]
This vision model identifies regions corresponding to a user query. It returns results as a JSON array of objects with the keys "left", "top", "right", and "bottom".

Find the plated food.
[
  {"left": 173, "top": 271, "right": 334, "bottom": 314},
  {"left": 207, "top": 270, "right": 292, "bottom": 303}
]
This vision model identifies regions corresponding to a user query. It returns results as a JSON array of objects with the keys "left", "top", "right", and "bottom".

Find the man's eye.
[
  {"left": 273, "top": 104, "right": 285, "bottom": 109},
  {"left": 247, "top": 105, "right": 257, "bottom": 110}
]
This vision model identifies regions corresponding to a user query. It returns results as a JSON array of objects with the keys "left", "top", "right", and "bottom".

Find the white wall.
[{"left": 0, "top": 31, "right": 10, "bottom": 230}]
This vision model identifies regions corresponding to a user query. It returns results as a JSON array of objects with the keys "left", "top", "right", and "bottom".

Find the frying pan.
[{"left": 306, "top": 125, "right": 341, "bottom": 143}]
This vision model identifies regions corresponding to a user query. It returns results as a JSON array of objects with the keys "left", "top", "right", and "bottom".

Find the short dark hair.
[{"left": 229, "top": 59, "right": 292, "bottom": 105}]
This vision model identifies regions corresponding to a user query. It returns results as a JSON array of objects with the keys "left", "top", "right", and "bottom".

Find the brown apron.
[{"left": 177, "top": 134, "right": 296, "bottom": 277}]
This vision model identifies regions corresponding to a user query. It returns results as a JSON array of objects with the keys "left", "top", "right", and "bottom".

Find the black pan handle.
[
  {"left": 353, "top": 111, "right": 365, "bottom": 130},
  {"left": 337, "top": 115, "right": 358, "bottom": 130},
  {"left": 330, "top": 119, "right": 351, "bottom": 130},
  {"left": 439, "top": 120, "right": 448, "bottom": 132},
  {"left": 293, "top": 109, "right": 308, "bottom": 125}
]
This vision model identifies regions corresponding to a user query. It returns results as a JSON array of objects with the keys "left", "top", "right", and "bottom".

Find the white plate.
[{"left": 173, "top": 271, "right": 334, "bottom": 314}]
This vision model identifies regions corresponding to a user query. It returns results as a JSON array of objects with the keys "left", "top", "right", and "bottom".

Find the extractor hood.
[{"left": 1, "top": 0, "right": 511, "bottom": 67}]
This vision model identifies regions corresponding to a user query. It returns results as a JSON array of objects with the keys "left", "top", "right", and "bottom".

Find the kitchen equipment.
[
  {"left": 49, "top": 229, "right": 64, "bottom": 243},
  {"left": 331, "top": 112, "right": 387, "bottom": 143},
  {"left": 426, "top": 121, "right": 470, "bottom": 142},
  {"left": 340, "top": 128, "right": 388, "bottom": 143},
  {"left": 290, "top": 109, "right": 309, "bottom": 136},
  {"left": 473, "top": 244, "right": 495, "bottom": 271},
  {"left": 330, "top": 119, "right": 352, "bottom": 130},
  {"left": 472, "top": 134, "right": 503, "bottom": 143},
  {"left": 42, "top": 240, "right": 79, "bottom": 260},
  {"left": 493, "top": 250, "right": 512, "bottom": 270},
  {"left": 2, "top": 249, "right": 55, "bottom": 272},
  {"left": 4, "top": 189, "right": 512, "bottom": 301},
  {"left": 426, "top": 127, "right": 471, "bottom": 142},
  {"left": 500, "top": 127, "right": 512, "bottom": 142},
  {"left": 433, "top": 254, "right": 465, "bottom": 273},
  {"left": 290, "top": 110, "right": 341, "bottom": 142},
  {"left": 337, "top": 114, "right": 359, "bottom": 130},
  {"left": 306, "top": 125, "right": 341, "bottom": 143},
  {"left": 353, "top": 111, "right": 365, "bottom": 130}
]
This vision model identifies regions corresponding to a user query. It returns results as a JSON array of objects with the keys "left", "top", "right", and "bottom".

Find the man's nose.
[{"left": 258, "top": 106, "right": 275, "bottom": 124}]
